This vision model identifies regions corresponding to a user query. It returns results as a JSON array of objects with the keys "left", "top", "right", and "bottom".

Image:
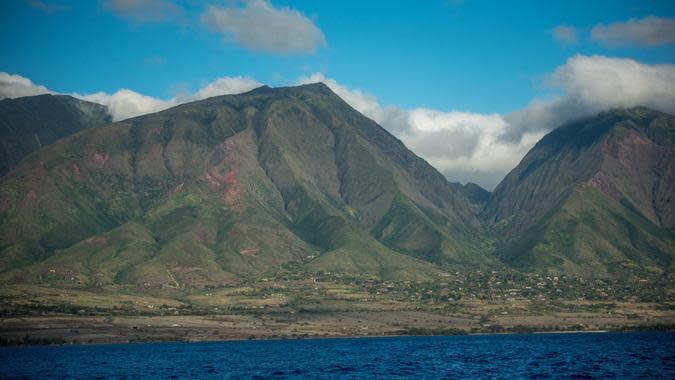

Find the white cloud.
[
  {"left": 403, "top": 110, "right": 543, "bottom": 186},
  {"left": 77, "top": 75, "right": 261, "bottom": 121},
  {"left": 78, "top": 89, "right": 171, "bottom": 121},
  {"left": 502, "top": 55, "right": 675, "bottom": 142},
  {"left": 0, "top": 72, "right": 52, "bottom": 99},
  {"left": 297, "top": 73, "right": 389, "bottom": 123},
  {"left": 201, "top": 0, "right": 326, "bottom": 54},
  {"left": 591, "top": 16, "right": 675, "bottom": 47},
  {"left": 297, "top": 73, "right": 536, "bottom": 189},
  {"left": 102, "top": 0, "right": 183, "bottom": 23},
  {"left": 0, "top": 71, "right": 261, "bottom": 121},
  {"left": 3, "top": 54, "right": 674, "bottom": 189},
  {"left": 299, "top": 55, "right": 675, "bottom": 189},
  {"left": 553, "top": 25, "right": 577, "bottom": 45},
  {"left": 550, "top": 55, "right": 675, "bottom": 112},
  {"left": 193, "top": 76, "right": 262, "bottom": 100}
]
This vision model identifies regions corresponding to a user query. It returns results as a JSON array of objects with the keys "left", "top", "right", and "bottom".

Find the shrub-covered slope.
[
  {"left": 0, "top": 84, "right": 492, "bottom": 286},
  {"left": 482, "top": 108, "right": 675, "bottom": 277}
]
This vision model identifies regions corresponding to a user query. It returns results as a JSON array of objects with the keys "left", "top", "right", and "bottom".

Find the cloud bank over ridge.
[
  {"left": 2, "top": 55, "right": 674, "bottom": 189},
  {"left": 0, "top": 74, "right": 261, "bottom": 121},
  {"left": 299, "top": 55, "right": 675, "bottom": 189}
]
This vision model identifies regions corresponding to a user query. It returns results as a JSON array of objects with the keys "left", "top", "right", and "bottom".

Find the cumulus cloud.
[
  {"left": 78, "top": 89, "right": 171, "bottom": 121},
  {"left": 0, "top": 72, "right": 52, "bottom": 99},
  {"left": 553, "top": 25, "right": 577, "bottom": 45},
  {"left": 297, "top": 73, "right": 396, "bottom": 125},
  {"left": 0, "top": 71, "right": 261, "bottom": 121},
  {"left": 193, "top": 76, "right": 262, "bottom": 100},
  {"left": 3, "top": 54, "right": 674, "bottom": 189},
  {"left": 297, "top": 73, "right": 419, "bottom": 136},
  {"left": 591, "top": 16, "right": 675, "bottom": 47},
  {"left": 201, "top": 0, "right": 326, "bottom": 54},
  {"left": 401, "top": 109, "right": 544, "bottom": 189},
  {"left": 297, "top": 73, "right": 537, "bottom": 189},
  {"left": 299, "top": 55, "right": 675, "bottom": 189},
  {"left": 102, "top": 0, "right": 183, "bottom": 23},
  {"left": 76, "top": 75, "right": 261, "bottom": 121},
  {"left": 550, "top": 55, "right": 675, "bottom": 112},
  {"left": 502, "top": 55, "right": 675, "bottom": 142}
]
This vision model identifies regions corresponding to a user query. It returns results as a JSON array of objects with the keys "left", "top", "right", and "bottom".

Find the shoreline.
[
  {"left": 2, "top": 296, "right": 673, "bottom": 347},
  {"left": 1, "top": 322, "right": 671, "bottom": 348}
]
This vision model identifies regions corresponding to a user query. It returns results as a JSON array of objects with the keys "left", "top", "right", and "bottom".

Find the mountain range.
[{"left": 0, "top": 85, "right": 673, "bottom": 287}]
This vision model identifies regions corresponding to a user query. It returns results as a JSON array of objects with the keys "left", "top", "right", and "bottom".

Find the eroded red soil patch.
[
  {"left": 222, "top": 168, "right": 239, "bottom": 206},
  {"left": 93, "top": 152, "right": 109, "bottom": 166},
  {"left": 239, "top": 247, "right": 258, "bottom": 256}
]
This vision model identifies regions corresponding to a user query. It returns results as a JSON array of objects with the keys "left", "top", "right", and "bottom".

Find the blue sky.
[
  {"left": 2, "top": 0, "right": 675, "bottom": 188},
  {"left": 2, "top": 0, "right": 673, "bottom": 112}
]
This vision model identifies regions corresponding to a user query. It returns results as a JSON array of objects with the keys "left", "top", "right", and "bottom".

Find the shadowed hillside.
[
  {"left": 0, "top": 94, "right": 110, "bottom": 175},
  {"left": 451, "top": 182, "right": 490, "bottom": 213}
]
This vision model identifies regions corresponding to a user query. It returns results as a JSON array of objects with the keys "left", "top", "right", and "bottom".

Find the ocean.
[{"left": 1, "top": 332, "right": 673, "bottom": 379}]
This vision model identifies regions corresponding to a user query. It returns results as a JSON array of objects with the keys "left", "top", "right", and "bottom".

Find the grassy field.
[{"left": 1, "top": 271, "right": 673, "bottom": 345}]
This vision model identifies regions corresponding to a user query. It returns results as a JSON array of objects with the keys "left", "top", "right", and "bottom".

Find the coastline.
[{"left": 1, "top": 315, "right": 672, "bottom": 347}]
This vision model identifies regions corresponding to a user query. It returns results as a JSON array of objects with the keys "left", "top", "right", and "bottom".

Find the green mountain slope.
[
  {"left": 0, "top": 83, "right": 492, "bottom": 286},
  {"left": 482, "top": 107, "right": 675, "bottom": 277},
  {"left": 0, "top": 94, "right": 110, "bottom": 176}
]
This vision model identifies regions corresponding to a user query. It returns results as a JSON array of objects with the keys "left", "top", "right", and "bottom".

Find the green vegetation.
[
  {"left": 0, "top": 89, "right": 673, "bottom": 344},
  {"left": 483, "top": 107, "right": 675, "bottom": 277},
  {"left": 0, "top": 84, "right": 486, "bottom": 289},
  {"left": 0, "top": 94, "right": 110, "bottom": 176}
]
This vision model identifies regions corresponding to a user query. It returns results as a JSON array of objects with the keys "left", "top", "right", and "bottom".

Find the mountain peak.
[
  {"left": 244, "top": 84, "right": 272, "bottom": 95},
  {"left": 533, "top": 106, "right": 672, "bottom": 153},
  {"left": 242, "top": 82, "right": 334, "bottom": 97},
  {"left": 0, "top": 78, "right": 487, "bottom": 286},
  {"left": 293, "top": 81, "right": 334, "bottom": 93},
  {"left": 482, "top": 107, "right": 675, "bottom": 277}
]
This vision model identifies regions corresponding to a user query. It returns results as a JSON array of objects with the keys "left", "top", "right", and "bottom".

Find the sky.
[{"left": 1, "top": 0, "right": 675, "bottom": 189}]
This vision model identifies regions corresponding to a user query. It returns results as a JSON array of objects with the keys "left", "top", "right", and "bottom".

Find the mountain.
[
  {"left": 450, "top": 182, "right": 490, "bottom": 213},
  {"left": 0, "top": 94, "right": 111, "bottom": 176},
  {"left": 482, "top": 107, "right": 675, "bottom": 278},
  {"left": 0, "top": 83, "right": 494, "bottom": 287}
]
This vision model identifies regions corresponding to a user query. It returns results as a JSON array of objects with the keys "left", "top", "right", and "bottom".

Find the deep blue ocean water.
[{"left": 1, "top": 332, "right": 674, "bottom": 379}]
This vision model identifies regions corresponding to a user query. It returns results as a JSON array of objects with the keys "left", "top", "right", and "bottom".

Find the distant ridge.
[
  {"left": 451, "top": 182, "right": 490, "bottom": 213},
  {"left": 0, "top": 94, "right": 110, "bottom": 175}
]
